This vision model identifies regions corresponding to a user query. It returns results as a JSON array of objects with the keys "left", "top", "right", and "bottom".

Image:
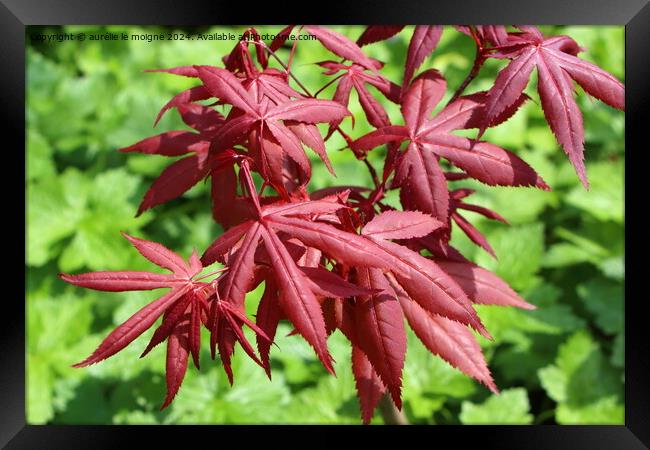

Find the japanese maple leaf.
[
  {"left": 352, "top": 69, "right": 548, "bottom": 224},
  {"left": 357, "top": 209, "right": 490, "bottom": 333},
  {"left": 394, "top": 172, "right": 509, "bottom": 260},
  {"left": 200, "top": 193, "right": 366, "bottom": 375},
  {"left": 146, "top": 63, "right": 306, "bottom": 135},
  {"left": 146, "top": 63, "right": 312, "bottom": 136},
  {"left": 318, "top": 60, "right": 401, "bottom": 132},
  {"left": 267, "top": 208, "right": 491, "bottom": 338},
  {"left": 479, "top": 26, "right": 625, "bottom": 188},
  {"left": 206, "top": 287, "right": 272, "bottom": 384},
  {"left": 318, "top": 264, "right": 405, "bottom": 418},
  {"left": 386, "top": 270, "right": 498, "bottom": 392},
  {"left": 351, "top": 344, "right": 386, "bottom": 424},
  {"left": 142, "top": 65, "right": 312, "bottom": 223},
  {"left": 306, "top": 25, "right": 402, "bottom": 134},
  {"left": 316, "top": 209, "right": 519, "bottom": 421},
  {"left": 194, "top": 66, "right": 350, "bottom": 193},
  {"left": 132, "top": 75, "right": 320, "bottom": 220},
  {"left": 59, "top": 233, "right": 207, "bottom": 407},
  {"left": 242, "top": 64, "right": 332, "bottom": 195}
]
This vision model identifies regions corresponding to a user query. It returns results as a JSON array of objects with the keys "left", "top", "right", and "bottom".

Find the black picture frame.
[{"left": 6, "top": 0, "right": 648, "bottom": 447}]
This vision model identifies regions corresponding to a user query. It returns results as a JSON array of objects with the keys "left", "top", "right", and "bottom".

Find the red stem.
[
  {"left": 239, "top": 159, "right": 262, "bottom": 216},
  {"left": 314, "top": 73, "right": 344, "bottom": 98},
  {"left": 448, "top": 45, "right": 486, "bottom": 105}
]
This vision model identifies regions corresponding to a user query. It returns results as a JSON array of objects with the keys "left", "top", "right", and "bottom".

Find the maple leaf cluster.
[{"left": 59, "top": 25, "right": 624, "bottom": 423}]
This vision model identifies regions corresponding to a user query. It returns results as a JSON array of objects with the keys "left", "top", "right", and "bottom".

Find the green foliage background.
[{"left": 26, "top": 25, "right": 624, "bottom": 424}]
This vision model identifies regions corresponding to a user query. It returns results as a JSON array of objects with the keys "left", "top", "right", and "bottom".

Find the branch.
[{"left": 378, "top": 393, "right": 409, "bottom": 425}]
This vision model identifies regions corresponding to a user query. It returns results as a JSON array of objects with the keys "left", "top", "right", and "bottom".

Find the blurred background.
[{"left": 26, "top": 25, "right": 624, "bottom": 424}]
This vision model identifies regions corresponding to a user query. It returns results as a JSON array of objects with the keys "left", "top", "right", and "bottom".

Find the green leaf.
[
  {"left": 27, "top": 129, "right": 56, "bottom": 181},
  {"left": 492, "top": 343, "right": 556, "bottom": 384},
  {"left": 543, "top": 222, "right": 621, "bottom": 273},
  {"left": 543, "top": 243, "right": 600, "bottom": 268},
  {"left": 270, "top": 325, "right": 325, "bottom": 385},
  {"left": 537, "top": 366, "right": 567, "bottom": 402},
  {"left": 27, "top": 355, "right": 54, "bottom": 424},
  {"left": 538, "top": 331, "right": 623, "bottom": 424},
  {"left": 599, "top": 257, "right": 624, "bottom": 281},
  {"left": 85, "top": 291, "right": 168, "bottom": 380},
  {"left": 476, "top": 304, "right": 584, "bottom": 348},
  {"left": 280, "top": 331, "right": 359, "bottom": 424},
  {"left": 556, "top": 396, "right": 624, "bottom": 424},
  {"left": 108, "top": 371, "right": 167, "bottom": 415},
  {"left": 460, "top": 388, "right": 533, "bottom": 424},
  {"left": 27, "top": 168, "right": 91, "bottom": 266},
  {"left": 113, "top": 410, "right": 160, "bottom": 424},
  {"left": 52, "top": 379, "right": 113, "bottom": 424},
  {"left": 577, "top": 279, "right": 623, "bottom": 335},
  {"left": 565, "top": 160, "right": 624, "bottom": 223},
  {"left": 402, "top": 328, "right": 477, "bottom": 422},
  {"left": 57, "top": 168, "right": 153, "bottom": 272},
  {"left": 28, "top": 288, "right": 94, "bottom": 354}
]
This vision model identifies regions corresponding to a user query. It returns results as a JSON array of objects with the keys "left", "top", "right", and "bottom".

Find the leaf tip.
[
  {"left": 477, "top": 325, "right": 494, "bottom": 341},
  {"left": 476, "top": 126, "right": 487, "bottom": 141},
  {"left": 140, "top": 346, "right": 153, "bottom": 359},
  {"left": 58, "top": 272, "right": 71, "bottom": 283},
  {"left": 71, "top": 358, "right": 92, "bottom": 369},
  {"left": 160, "top": 396, "right": 174, "bottom": 411},
  {"left": 516, "top": 298, "right": 538, "bottom": 310},
  {"left": 486, "top": 379, "right": 500, "bottom": 395},
  {"left": 135, "top": 203, "right": 149, "bottom": 217}
]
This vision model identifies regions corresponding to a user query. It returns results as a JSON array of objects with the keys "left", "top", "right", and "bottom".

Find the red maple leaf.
[
  {"left": 195, "top": 65, "right": 350, "bottom": 194},
  {"left": 479, "top": 26, "right": 625, "bottom": 188},
  {"left": 317, "top": 60, "right": 400, "bottom": 132},
  {"left": 59, "top": 233, "right": 269, "bottom": 408},
  {"left": 353, "top": 69, "right": 548, "bottom": 226}
]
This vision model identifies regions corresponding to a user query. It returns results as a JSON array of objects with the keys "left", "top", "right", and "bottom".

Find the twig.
[
  {"left": 447, "top": 51, "right": 485, "bottom": 105},
  {"left": 363, "top": 158, "right": 380, "bottom": 188},
  {"left": 314, "top": 73, "right": 344, "bottom": 98},
  {"left": 378, "top": 393, "right": 408, "bottom": 425},
  {"left": 447, "top": 26, "right": 487, "bottom": 105}
]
